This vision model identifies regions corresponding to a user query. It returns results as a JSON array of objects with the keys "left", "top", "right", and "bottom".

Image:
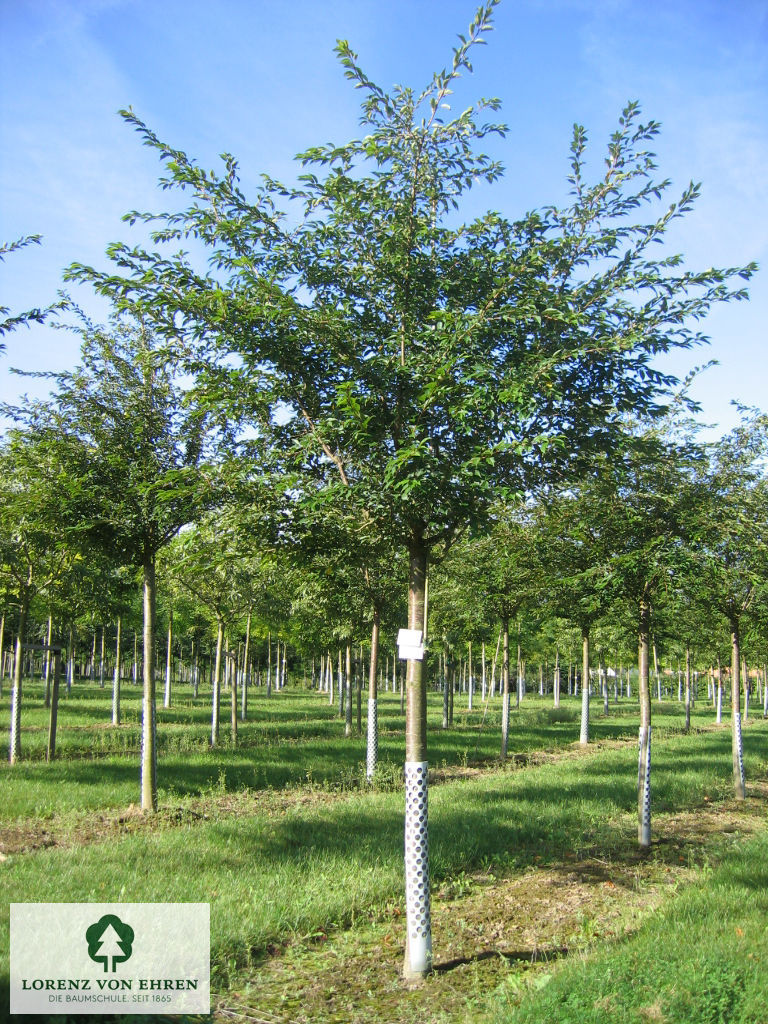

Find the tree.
[
  {"left": 12, "top": 314, "right": 224, "bottom": 810},
  {"left": 0, "top": 428, "right": 75, "bottom": 763},
  {"left": 162, "top": 511, "right": 254, "bottom": 747},
  {"left": 692, "top": 413, "right": 768, "bottom": 800},
  {"left": 67, "top": 2, "right": 754, "bottom": 976}
]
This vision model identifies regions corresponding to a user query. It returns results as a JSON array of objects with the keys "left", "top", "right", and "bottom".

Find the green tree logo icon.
[{"left": 86, "top": 914, "right": 134, "bottom": 972}]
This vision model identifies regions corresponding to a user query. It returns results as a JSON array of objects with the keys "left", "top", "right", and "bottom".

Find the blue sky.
[{"left": 1, "top": 0, "right": 766, "bottom": 437}]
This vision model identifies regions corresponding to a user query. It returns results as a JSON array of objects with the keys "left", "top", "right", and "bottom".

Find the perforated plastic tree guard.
[
  {"left": 404, "top": 760, "right": 432, "bottom": 975},
  {"left": 366, "top": 698, "right": 378, "bottom": 780},
  {"left": 638, "top": 725, "right": 651, "bottom": 847}
]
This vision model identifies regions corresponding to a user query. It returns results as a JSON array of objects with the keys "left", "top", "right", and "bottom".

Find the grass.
[
  {"left": 0, "top": 677, "right": 734, "bottom": 819},
  {"left": 490, "top": 829, "right": 768, "bottom": 1024},
  {"left": 1, "top": 676, "right": 767, "bottom": 1022}
]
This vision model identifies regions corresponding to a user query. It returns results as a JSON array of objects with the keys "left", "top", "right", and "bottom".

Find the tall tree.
[
  {"left": 12, "top": 315, "right": 223, "bottom": 810},
  {"left": 68, "top": 3, "right": 754, "bottom": 976}
]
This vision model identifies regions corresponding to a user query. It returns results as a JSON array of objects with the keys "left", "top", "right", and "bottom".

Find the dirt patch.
[{"left": 0, "top": 789, "right": 343, "bottom": 856}]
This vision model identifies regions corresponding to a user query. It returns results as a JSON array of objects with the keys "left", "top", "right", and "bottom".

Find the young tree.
[
  {"left": 68, "top": 2, "right": 754, "bottom": 976},
  {"left": 13, "top": 315, "right": 224, "bottom": 810},
  {"left": 692, "top": 413, "right": 768, "bottom": 800},
  {"left": 0, "top": 429, "right": 74, "bottom": 763}
]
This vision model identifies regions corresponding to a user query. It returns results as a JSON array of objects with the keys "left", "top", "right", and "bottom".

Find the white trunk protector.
[
  {"left": 366, "top": 699, "right": 378, "bottom": 780},
  {"left": 404, "top": 760, "right": 432, "bottom": 975}
]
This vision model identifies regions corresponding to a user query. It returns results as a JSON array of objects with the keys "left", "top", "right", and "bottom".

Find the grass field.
[{"left": 1, "top": 677, "right": 767, "bottom": 1023}]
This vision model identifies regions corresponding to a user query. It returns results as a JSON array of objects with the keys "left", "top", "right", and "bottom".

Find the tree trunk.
[
  {"left": 441, "top": 652, "right": 449, "bottom": 730},
  {"left": 403, "top": 532, "right": 432, "bottom": 980},
  {"left": 337, "top": 648, "right": 344, "bottom": 717},
  {"left": 601, "top": 651, "right": 609, "bottom": 715},
  {"left": 500, "top": 617, "right": 510, "bottom": 760},
  {"left": 192, "top": 638, "right": 199, "bottom": 698},
  {"left": 242, "top": 607, "right": 251, "bottom": 721},
  {"left": 164, "top": 609, "right": 173, "bottom": 708},
  {"left": 366, "top": 606, "right": 380, "bottom": 781},
  {"left": 684, "top": 646, "right": 691, "bottom": 732},
  {"left": 46, "top": 651, "right": 61, "bottom": 762},
  {"left": 730, "top": 617, "right": 746, "bottom": 799},
  {"left": 553, "top": 648, "right": 560, "bottom": 708},
  {"left": 43, "top": 613, "right": 53, "bottom": 707},
  {"left": 579, "top": 627, "right": 590, "bottom": 746},
  {"left": 67, "top": 624, "right": 75, "bottom": 694},
  {"left": 267, "top": 633, "right": 272, "bottom": 698},
  {"left": 9, "top": 590, "right": 30, "bottom": 764},
  {"left": 356, "top": 644, "right": 362, "bottom": 735},
  {"left": 231, "top": 650, "right": 238, "bottom": 745},
  {"left": 211, "top": 618, "right": 223, "bottom": 747},
  {"left": 468, "top": 640, "right": 473, "bottom": 711},
  {"left": 112, "top": 616, "right": 122, "bottom": 725},
  {"left": 637, "top": 594, "right": 652, "bottom": 847},
  {"left": 345, "top": 643, "right": 353, "bottom": 737},
  {"left": 140, "top": 548, "right": 158, "bottom": 813},
  {"left": 653, "top": 643, "right": 661, "bottom": 701}
]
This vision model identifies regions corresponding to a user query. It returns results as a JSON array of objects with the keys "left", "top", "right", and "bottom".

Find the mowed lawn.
[{"left": 2, "top": 678, "right": 767, "bottom": 1022}]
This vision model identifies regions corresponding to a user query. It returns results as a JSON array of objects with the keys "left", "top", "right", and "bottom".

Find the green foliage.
[
  {"left": 0, "top": 235, "right": 50, "bottom": 346},
  {"left": 65, "top": 4, "right": 754, "bottom": 559}
]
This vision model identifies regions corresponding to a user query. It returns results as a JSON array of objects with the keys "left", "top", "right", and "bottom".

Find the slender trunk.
[
  {"left": 338, "top": 648, "right": 344, "bottom": 717},
  {"left": 192, "top": 639, "right": 199, "bottom": 698},
  {"left": 266, "top": 632, "right": 272, "bottom": 698},
  {"left": 46, "top": 651, "right": 61, "bottom": 762},
  {"left": 0, "top": 612, "right": 4, "bottom": 698},
  {"left": 730, "top": 617, "right": 746, "bottom": 799},
  {"left": 743, "top": 658, "right": 750, "bottom": 721},
  {"left": 653, "top": 643, "right": 661, "bottom": 701},
  {"left": 366, "top": 607, "right": 380, "bottom": 781},
  {"left": 242, "top": 608, "right": 251, "bottom": 721},
  {"left": 403, "top": 533, "right": 432, "bottom": 980},
  {"left": 490, "top": 629, "right": 501, "bottom": 697},
  {"left": 601, "top": 651, "right": 608, "bottom": 715},
  {"left": 164, "top": 609, "right": 173, "bottom": 708},
  {"left": 500, "top": 617, "right": 510, "bottom": 760},
  {"left": 716, "top": 656, "right": 723, "bottom": 724},
  {"left": 481, "top": 640, "right": 486, "bottom": 701},
  {"left": 442, "top": 652, "right": 449, "bottom": 730},
  {"left": 638, "top": 594, "right": 652, "bottom": 848},
  {"left": 553, "top": 648, "right": 560, "bottom": 709},
  {"left": 345, "top": 643, "right": 353, "bottom": 737},
  {"left": 112, "top": 616, "right": 122, "bottom": 726},
  {"left": 467, "top": 640, "right": 473, "bottom": 711},
  {"left": 684, "top": 646, "right": 691, "bottom": 732},
  {"left": 231, "top": 650, "right": 238, "bottom": 745},
  {"left": 356, "top": 643, "right": 362, "bottom": 735},
  {"left": 211, "top": 618, "right": 223, "bottom": 747},
  {"left": 579, "top": 627, "right": 590, "bottom": 746},
  {"left": 67, "top": 624, "right": 75, "bottom": 695},
  {"left": 9, "top": 591, "right": 30, "bottom": 764},
  {"left": 44, "top": 613, "right": 53, "bottom": 707},
  {"left": 140, "top": 548, "right": 157, "bottom": 813},
  {"left": 448, "top": 662, "right": 454, "bottom": 726}
]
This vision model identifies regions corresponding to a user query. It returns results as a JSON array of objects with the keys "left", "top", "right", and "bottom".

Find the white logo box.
[{"left": 10, "top": 903, "right": 210, "bottom": 1015}]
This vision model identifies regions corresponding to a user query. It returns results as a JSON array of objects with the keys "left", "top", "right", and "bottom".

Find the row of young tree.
[{"left": 1, "top": 2, "right": 761, "bottom": 977}]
